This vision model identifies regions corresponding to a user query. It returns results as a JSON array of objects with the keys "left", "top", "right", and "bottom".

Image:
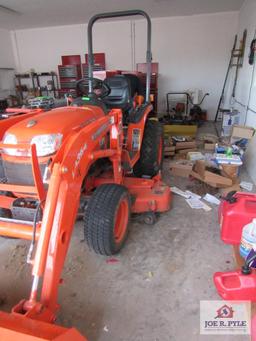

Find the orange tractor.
[{"left": 0, "top": 10, "right": 171, "bottom": 340}]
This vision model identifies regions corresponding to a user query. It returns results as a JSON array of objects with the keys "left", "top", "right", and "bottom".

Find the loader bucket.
[{"left": 0, "top": 311, "right": 87, "bottom": 341}]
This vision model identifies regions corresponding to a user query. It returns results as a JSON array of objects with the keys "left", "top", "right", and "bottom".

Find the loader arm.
[{"left": 0, "top": 109, "right": 123, "bottom": 339}]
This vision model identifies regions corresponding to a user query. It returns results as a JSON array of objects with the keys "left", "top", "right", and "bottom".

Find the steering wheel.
[{"left": 76, "top": 77, "right": 111, "bottom": 99}]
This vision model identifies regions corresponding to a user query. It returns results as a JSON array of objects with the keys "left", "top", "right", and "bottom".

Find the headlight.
[
  {"left": 30, "top": 134, "right": 63, "bottom": 156},
  {"left": 2, "top": 133, "right": 63, "bottom": 157},
  {"left": 2, "top": 133, "right": 18, "bottom": 156},
  {"left": 3, "top": 133, "right": 17, "bottom": 144}
]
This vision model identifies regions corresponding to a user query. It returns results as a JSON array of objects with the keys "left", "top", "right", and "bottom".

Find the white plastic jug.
[{"left": 240, "top": 218, "right": 256, "bottom": 259}]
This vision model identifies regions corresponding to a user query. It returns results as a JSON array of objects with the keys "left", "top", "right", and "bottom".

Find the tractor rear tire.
[
  {"left": 84, "top": 184, "right": 131, "bottom": 255},
  {"left": 133, "top": 119, "right": 164, "bottom": 178}
]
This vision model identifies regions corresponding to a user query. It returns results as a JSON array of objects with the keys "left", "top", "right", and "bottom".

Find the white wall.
[
  {"left": 11, "top": 20, "right": 132, "bottom": 73},
  {"left": 134, "top": 12, "right": 238, "bottom": 117},
  {"left": 11, "top": 11, "right": 239, "bottom": 119},
  {"left": 0, "top": 29, "right": 15, "bottom": 99},
  {"left": 232, "top": 0, "right": 256, "bottom": 183},
  {"left": 0, "top": 29, "right": 15, "bottom": 68}
]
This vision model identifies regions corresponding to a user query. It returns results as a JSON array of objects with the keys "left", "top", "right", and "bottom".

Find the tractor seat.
[{"left": 103, "top": 75, "right": 133, "bottom": 112}]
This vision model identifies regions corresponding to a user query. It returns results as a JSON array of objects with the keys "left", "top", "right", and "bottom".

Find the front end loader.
[{"left": 0, "top": 10, "right": 171, "bottom": 340}]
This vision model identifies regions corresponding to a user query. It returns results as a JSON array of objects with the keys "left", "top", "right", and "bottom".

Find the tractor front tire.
[
  {"left": 84, "top": 184, "right": 131, "bottom": 255},
  {"left": 133, "top": 119, "right": 164, "bottom": 178}
]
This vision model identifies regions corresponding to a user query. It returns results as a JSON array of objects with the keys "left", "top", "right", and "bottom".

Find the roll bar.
[{"left": 87, "top": 10, "right": 152, "bottom": 103}]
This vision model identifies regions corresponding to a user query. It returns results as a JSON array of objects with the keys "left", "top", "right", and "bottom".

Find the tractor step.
[{"left": 0, "top": 311, "right": 87, "bottom": 341}]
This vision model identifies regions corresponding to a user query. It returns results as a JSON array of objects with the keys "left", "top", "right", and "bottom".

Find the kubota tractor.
[{"left": 0, "top": 10, "right": 171, "bottom": 340}]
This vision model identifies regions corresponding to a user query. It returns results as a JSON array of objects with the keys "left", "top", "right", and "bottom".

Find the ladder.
[{"left": 214, "top": 30, "right": 247, "bottom": 122}]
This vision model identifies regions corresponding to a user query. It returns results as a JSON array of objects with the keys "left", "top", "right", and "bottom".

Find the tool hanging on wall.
[
  {"left": 232, "top": 30, "right": 247, "bottom": 98},
  {"left": 215, "top": 30, "right": 247, "bottom": 122},
  {"left": 249, "top": 39, "right": 256, "bottom": 65}
]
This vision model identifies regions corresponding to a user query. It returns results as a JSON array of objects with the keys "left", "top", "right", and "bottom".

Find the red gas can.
[
  {"left": 220, "top": 192, "right": 256, "bottom": 245},
  {"left": 252, "top": 315, "right": 256, "bottom": 341},
  {"left": 214, "top": 270, "right": 256, "bottom": 301}
]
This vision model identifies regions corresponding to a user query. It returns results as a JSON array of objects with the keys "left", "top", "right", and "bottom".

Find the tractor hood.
[
  {"left": 4, "top": 106, "right": 104, "bottom": 141},
  {"left": 2, "top": 106, "right": 105, "bottom": 157}
]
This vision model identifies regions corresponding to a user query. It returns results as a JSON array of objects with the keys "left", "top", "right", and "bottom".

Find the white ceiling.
[{"left": 0, "top": 0, "right": 244, "bottom": 30}]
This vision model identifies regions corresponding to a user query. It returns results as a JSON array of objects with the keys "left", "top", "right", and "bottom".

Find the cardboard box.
[
  {"left": 170, "top": 161, "right": 193, "bottom": 178},
  {"left": 204, "top": 143, "right": 215, "bottom": 151},
  {"left": 219, "top": 182, "right": 241, "bottom": 196},
  {"left": 164, "top": 146, "right": 175, "bottom": 157},
  {"left": 187, "top": 151, "right": 204, "bottom": 161},
  {"left": 191, "top": 160, "right": 233, "bottom": 188},
  {"left": 173, "top": 154, "right": 187, "bottom": 160},
  {"left": 165, "top": 152, "right": 175, "bottom": 157},
  {"left": 231, "top": 125, "right": 255, "bottom": 140},
  {"left": 164, "top": 146, "right": 175, "bottom": 152},
  {"left": 220, "top": 164, "right": 238, "bottom": 182},
  {"left": 177, "top": 148, "right": 197, "bottom": 155},
  {"left": 175, "top": 141, "right": 196, "bottom": 150}
]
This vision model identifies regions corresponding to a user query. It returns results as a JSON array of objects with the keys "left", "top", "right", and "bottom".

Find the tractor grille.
[
  {"left": 0, "top": 158, "right": 5, "bottom": 181},
  {"left": 2, "top": 159, "right": 47, "bottom": 186}
]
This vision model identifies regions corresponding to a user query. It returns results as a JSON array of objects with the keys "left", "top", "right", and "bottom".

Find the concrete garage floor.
[{"left": 0, "top": 123, "right": 253, "bottom": 341}]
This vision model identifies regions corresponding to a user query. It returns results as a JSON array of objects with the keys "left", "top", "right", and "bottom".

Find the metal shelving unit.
[{"left": 15, "top": 72, "right": 58, "bottom": 102}]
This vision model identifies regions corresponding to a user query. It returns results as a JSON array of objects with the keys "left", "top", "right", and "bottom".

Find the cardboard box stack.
[
  {"left": 169, "top": 124, "right": 255, "bottom": 194},
  {"left": 164, "top": 136, "right": 197, "bottom": 160}
]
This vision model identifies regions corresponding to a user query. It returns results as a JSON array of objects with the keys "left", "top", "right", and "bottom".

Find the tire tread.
[
  {"left": 84, "top": 184, "right": 130, "bottom": 255},
  {"left": 133, "top": 119, "right": 163, "bottom": 177}
]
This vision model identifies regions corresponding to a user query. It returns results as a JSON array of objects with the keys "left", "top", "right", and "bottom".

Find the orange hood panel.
[{"left": 4, "top": 106, "right": 105, "bottom": 143}]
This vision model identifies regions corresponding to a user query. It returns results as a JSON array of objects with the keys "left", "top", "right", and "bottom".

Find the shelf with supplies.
[{"left": 15, "top": 71, "right": 58, "bottom": 102}]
